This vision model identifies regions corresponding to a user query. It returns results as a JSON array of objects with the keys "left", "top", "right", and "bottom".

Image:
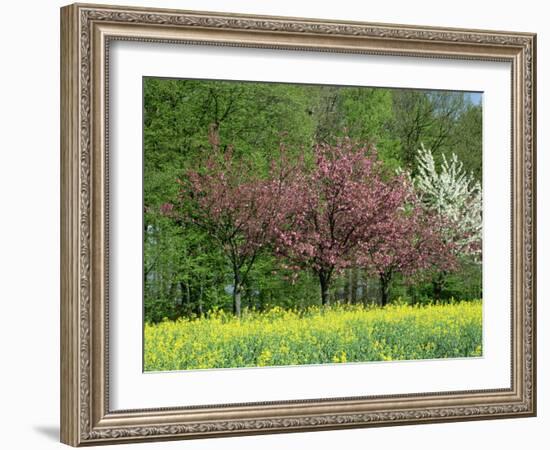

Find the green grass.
[{"left": 144, "top": 301, "right": 482, "bottom": 371}]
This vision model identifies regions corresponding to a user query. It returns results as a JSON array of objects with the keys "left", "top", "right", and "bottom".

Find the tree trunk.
[
  {"left": 319, "top": 270, "right": 331, "bottom": 306},
  {"left": 351, "top": 268, "right": 357, "bottom": 303},
  {"left": 180, "top": 281, "right": 187, "bottom": 307},
  {"left": 233, "top": 288, "right": 242, "bottom": 317},
  {"left": 233, "top": 273, "right": 242, "bottom": 317},
  {"left": 186, "top": 281, "right": 191, "bottom": 307},
  {"left": 347, "top": 269, "right": 353, "bottom": 304},
  {"left": 357, "top": 271, "right": 365, "bottom": 304},
  {"left": 432, "top": 271, "right": 445, "bottom": 303},
  {"left": 379, "top": 273, "right": 391, "bottom": 307},
  {"left": 247, "top": 287, "right": 255, "bottom": 309},
  {"left": 196, "top": 280, "right": 204, "bottom": 316}
]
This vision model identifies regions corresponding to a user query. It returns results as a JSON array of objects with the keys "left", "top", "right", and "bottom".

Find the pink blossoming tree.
[
  {"left": 173, "top": 143, "right": 294, "bottom": 317},
  {"left": 270, "top": 138, "right": 411, "bottom": 305},
  {"left": 362, "top": 197, "right": 458, "bottom": 306},
  {"left": 175, "top": 151, "right": 257, "bottom": 316},
  {"left": 171, "top": 135, "right": 464, "bottom": 313}
]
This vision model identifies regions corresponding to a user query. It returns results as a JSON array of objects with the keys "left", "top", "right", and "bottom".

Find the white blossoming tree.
[
  {"left": 414, "top": 144, "right": 482, "bottom": 258},
  {"left": 405, "top": 144, "right": 482, "bottom": 299}
]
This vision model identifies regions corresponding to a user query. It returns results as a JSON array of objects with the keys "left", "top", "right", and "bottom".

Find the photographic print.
[{"left": 143, "top": 78, "right": 483, "bottom": 372}]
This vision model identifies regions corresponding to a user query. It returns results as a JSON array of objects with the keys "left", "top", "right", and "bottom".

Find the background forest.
[{"left": 143, "top": 78, "right": 482, "bottom": 324}]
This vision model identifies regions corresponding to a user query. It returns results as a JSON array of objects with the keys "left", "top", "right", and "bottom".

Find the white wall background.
[{"left": 0, "top": 1, "right": 545, "bottom": 449}]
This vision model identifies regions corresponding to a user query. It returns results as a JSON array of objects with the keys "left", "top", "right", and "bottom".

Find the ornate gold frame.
[{"left": 60, "top": 3, "right": 536, "bottom": 446}]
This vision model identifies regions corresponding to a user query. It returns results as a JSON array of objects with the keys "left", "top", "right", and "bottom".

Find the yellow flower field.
[{"left": 144, "top": 301, "right": 482, "bottom": 371}]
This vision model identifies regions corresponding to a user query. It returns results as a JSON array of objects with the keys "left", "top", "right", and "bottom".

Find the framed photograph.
[{"left": 60, "top": 3, "right": 536, "bottom": 446}]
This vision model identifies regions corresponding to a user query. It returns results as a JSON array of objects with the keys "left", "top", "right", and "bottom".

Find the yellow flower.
[{"left": 144, "top": 301, "right": 482, "bottom": 371}]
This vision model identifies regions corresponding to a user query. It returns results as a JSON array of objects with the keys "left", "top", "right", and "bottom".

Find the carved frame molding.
[{"left": 61, "top": 3, "right": 536, "bottom": 446}]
